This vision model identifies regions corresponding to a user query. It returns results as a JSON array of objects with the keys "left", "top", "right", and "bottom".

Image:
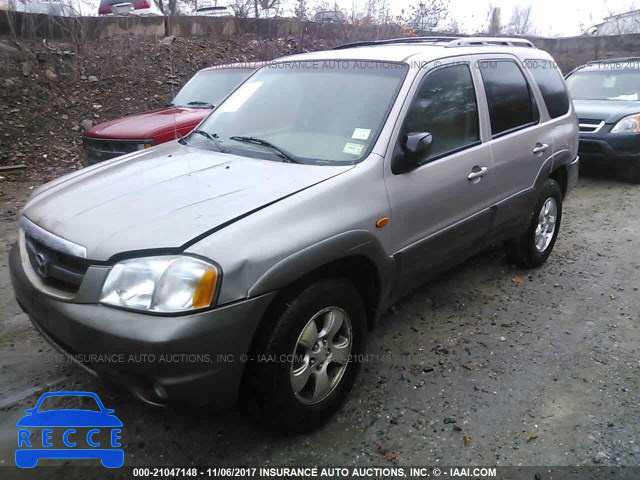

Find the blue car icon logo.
[{"left": 16, "top": 391, "right": 123, "bottom": 468}]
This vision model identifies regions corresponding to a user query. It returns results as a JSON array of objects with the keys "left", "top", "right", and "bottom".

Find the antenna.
[{"left": 167, "top": 39, "right": 180, "bottom": 143}]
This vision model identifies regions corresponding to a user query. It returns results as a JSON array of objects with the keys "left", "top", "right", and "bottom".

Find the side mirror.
[{"left": 392, "top": 132, "right": 433, "bottom": 174}]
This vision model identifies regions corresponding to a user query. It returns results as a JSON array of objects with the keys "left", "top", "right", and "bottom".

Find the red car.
[
  {"left": 98, "top": 0, "right": 151, "bottom": 15},
  {"left": 82, "top": 63, "right": 258, "bottom": 165}
]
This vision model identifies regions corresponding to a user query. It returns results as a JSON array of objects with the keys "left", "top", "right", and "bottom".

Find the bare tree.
[
  {"left": 293, "top": 0, "right": 307, "bottom": 19},
  {"left": 446, "top": 17, "right": 461, "bottom": 34},
  {"left": 487, "top": 5, "right": 502, "bottom": 35},
  {"left": 251, "top": 0, "right": 279, "bottom": 18},
  {"left": 505, "top": 5, "right": 535, "bottom": 36},
  {"left": 402, "top": 0, "right": 450, "bottom": 31},
  {"left": 356, "top": 0, "right": 393, "bottom": 25},
  {"left": 229, "top": 0, "right": 254, "bottom": 18}
]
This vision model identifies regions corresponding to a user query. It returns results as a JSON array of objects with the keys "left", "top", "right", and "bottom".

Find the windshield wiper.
[
  {"left": 186, "top": 101, "right": 215, "bottom": 108},
  {"left": 229, "top": 136, "right": 300, "bottom": 163},
  {"left": 191, "top": 129, "right": 225, "bottom": 152}
]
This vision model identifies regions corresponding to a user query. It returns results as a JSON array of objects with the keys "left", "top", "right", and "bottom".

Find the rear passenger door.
[{"left": 476, "top": 57, "right": 556, "bottom": 235}]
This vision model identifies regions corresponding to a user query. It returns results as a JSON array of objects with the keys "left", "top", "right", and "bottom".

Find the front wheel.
[
  {"left": 245, "top": 278, "right": 366, "bottom": 432},
  {"left": 505, "top": 178, "right": 563, "bottom": 268}
]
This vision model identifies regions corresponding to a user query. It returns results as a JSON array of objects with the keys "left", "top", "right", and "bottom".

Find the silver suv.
[{"left": 10, "top": 37, "right": 579, "bottom": 432}]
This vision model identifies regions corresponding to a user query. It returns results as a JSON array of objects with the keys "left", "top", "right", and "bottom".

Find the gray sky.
[
  {"left": 337, "top": 0, "right": 639, "bottom": 36},
  {"left": 443, "top": 0, "right": 637, "bottom": 36}
]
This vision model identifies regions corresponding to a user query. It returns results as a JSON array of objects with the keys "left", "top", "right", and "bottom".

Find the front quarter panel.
[{"left": 186, "top": 155, "right": 393, "bottom": 306}]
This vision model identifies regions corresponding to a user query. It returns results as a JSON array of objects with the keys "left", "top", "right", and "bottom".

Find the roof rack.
[
  {"left": 444, "top": 37, "right": 535, "bottom": 48},
  {"left": 332, "top": 36, "right": 536, "bottom": 50},
  {"left": 332, "top": 36, "right": 461, "bottom": 50}
]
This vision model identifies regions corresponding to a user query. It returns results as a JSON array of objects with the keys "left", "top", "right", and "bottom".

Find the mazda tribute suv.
[{"left": 10, "top": 37, "right": 579, "bottom": 432}]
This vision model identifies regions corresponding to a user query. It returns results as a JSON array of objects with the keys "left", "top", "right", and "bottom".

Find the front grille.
[
  {"left": 83, "top": 137, "right": 142, "bottom": 162},
  {"left": 25, "top": 234, "right": 90, "bottom": 293},
  {"left": 578, "top": 118, "right": 605, "bottom": 133}
]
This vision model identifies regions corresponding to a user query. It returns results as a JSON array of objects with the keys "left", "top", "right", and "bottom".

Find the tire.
[
  {"left": 627, "top": 164, "right": 640, "bottom": 184},
  {"left": 505, "top": 178, "right": 563, "bottom": 269},
  {"left": 245, "top": 277, "right": 366, "bottom": 432}
]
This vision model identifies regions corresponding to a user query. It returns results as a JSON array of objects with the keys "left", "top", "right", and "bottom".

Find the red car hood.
[{"left": 85, "top": 107, "right": 211, "bottom": 140}]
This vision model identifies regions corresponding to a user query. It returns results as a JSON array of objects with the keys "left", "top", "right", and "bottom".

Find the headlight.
[
  {"left": 100, "top": 255, "right": 219, "bottom": 313},
  {"left": 136, "top": 142, "right": 154, "bottom": 150},
  {"left": 611, "top": 114, "right": 640, "bottom": 134}
]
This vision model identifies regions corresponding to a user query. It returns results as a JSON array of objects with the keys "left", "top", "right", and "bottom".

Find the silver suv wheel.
[
  {"left": 534, "top": 197, "right": 558, "bottom": 252},
  {"left": 246, "top": 277, "right": 365, "bottom": 432},
  {"left": 505, "top": 178, "right": 563, "bottom": 269},
  {"left": 291, "top": 307, "right": 352, "bottom": 405}
]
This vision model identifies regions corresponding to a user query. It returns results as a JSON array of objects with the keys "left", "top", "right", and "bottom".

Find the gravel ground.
[{"left": 0, "top": 176, "right": 639, "bottom": 478}]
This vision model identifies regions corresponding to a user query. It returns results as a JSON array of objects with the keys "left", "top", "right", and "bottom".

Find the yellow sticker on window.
[{"left": 343, "top": 142, "right": 364, "bottom": 156}]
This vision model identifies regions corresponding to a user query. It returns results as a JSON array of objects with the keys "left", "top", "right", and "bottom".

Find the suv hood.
[
  {"left": 85, "top": 107, "right": 211, "bottom": 139},
  {"left": 573, "top": 99, "right": 640, "bottom": 124},
  {"left": 24, "top": 142, "right": 352, "bottom": 261}
]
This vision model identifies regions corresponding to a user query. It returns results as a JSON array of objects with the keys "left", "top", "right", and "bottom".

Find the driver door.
[{"left": 384, "top": 59, "right": 496, "bottom": 292}]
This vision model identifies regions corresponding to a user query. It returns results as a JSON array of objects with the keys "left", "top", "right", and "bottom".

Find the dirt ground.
[{"left": 0, "top": 174, "right": 639, "bottom": 478}]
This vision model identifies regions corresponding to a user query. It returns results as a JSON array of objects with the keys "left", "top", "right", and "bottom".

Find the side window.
[
  {"left": 403, "top": 64, "right": 480, "bottom": 160},
  {"left": 526, "top": 61, "right": 570, "bottom": 118},
  {"left": 478, "top": 60, "right": 538, "bottom": 136}
]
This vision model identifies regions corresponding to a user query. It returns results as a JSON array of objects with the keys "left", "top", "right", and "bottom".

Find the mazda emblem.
[{"left": 34, "top": 252, "right": 48, "bottom": 278}]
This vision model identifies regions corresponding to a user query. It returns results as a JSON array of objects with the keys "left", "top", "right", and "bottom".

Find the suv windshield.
[
  {"left": 194, "top": 61, "right": 407, "bottom": 165},
  {"left": 566, "top": 68, "right": 640, "bottom": 101},
  {"left": 171, "top": 68, "right": 254, "bottom": 108}
]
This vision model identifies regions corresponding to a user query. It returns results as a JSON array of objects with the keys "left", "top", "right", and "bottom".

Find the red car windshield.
[{"left": 171, "top": 68, "right": 254, "bottom": 108}]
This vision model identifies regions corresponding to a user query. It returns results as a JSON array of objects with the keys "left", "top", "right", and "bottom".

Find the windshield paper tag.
[
  {"left": 343, "top": 143, "right": 364, "bottom": 156},
  {"left": 352, "top": 128, "right": 371, "bottom": 140}
]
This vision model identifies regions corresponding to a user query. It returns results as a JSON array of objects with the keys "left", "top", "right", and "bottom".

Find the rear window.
[
  {"left": 527, "top": 61, "right": 570, "bottom": 118},
  {"left": 478, "top": 60, "right": 538, "bottom": 137}
]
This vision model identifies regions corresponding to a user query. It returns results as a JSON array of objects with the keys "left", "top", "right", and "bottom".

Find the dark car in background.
[
  {"left": 195, "top": 6, "right": 233, "bottom": 16},
  {"left": 82, "top": 63, "right": 258, "bottom": 165},
  {"left": 15, "top": 2, "right": 78, "bottom": 15},
  {"left": 313, "top": 10, "right": 347, "bottom": 24},
  {"left": 565, "top": 58, "right": 640, "bottom": 183}
]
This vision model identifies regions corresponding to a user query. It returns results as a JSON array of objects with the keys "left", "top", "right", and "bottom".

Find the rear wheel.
[
  {"left": 505, "top": 178, "right": 563, "bottom": 268},
  {"left": 245, "top": 278, "right": 366, "bottom": 432}
]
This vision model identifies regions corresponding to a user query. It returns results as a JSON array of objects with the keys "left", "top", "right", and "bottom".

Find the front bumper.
[
  {"left": 578, "top": 131, "right": 640, "bottom": 173},
  {"left": 10, "top": 243, "right": 276, "bottom": 409}
]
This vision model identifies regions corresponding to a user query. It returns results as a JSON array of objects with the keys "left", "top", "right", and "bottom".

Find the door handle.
[
  {"left": 532, "top": 143, "right": 549, "bottom": 155},
  {"left": 467, "top": 166, "right": 488, "bottom": 181}
]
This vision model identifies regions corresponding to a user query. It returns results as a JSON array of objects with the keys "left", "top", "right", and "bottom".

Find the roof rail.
[
  {"left": 585, "top": 56, "right": 640, "bottom": 64},
  {"left": 332, "top": 36, "right": 536, "bottom": 51},
  {"left": 445, "top": 37, "right": 535, "bottom": 48},
  {"left": 332, "top": 36, "right": 461, "bottom": 50}
]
